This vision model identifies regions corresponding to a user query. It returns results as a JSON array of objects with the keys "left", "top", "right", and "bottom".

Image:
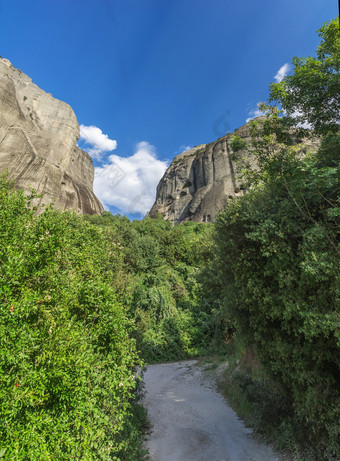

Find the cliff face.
[
  {"left": 149, "top": 122, "right": 254, "bottom": 224},
  {"left": 0, "top": 58, "right": 103, "bottom": 214},
  {"left": 150, "top": 120, "right": 319, "bottom": 224}
]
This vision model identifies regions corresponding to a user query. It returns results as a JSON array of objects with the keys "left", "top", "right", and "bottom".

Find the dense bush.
[
  {"left": 0, "top": 176, "right": 142, "bottom": 460},
  {"left": 215, "top": 166, "right": 339, "bottom": 457},
  {"left": 0, "top": 172, "right": 215, "bottom": 458},
  {"left": 213, "top": 19, "right": 340, "bottom": 459},
  {"left": 85, "top": 214, "right": 215, "bottom": 362}
]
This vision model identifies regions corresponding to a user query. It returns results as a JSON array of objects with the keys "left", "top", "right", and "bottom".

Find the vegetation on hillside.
[
  {"left": 84, "top": 212, "right": 215, "bottom": 363},
  {"left": 0, "top": 178, "right": 146, "bottom": 460},
  {"left": 0, "top": 176, "right": 215, "bottom": 459},
  {"left": 211, "top": 18, "right": 339, "bottom": 460}
]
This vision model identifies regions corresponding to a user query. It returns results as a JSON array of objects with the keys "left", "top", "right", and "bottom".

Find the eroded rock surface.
[
  {"left": 149, "top": 122, "right": 255, "bottom": 224},
  {"left": 150, "top": 120, "right": 319, "bottom": 224},
  {"left": 0, "top": 57, "right": 103, "bottom": 214}
]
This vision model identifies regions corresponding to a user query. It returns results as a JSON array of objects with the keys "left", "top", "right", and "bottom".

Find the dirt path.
[{"left": 143, "top": 360, "right": 279, "bottom": 461}]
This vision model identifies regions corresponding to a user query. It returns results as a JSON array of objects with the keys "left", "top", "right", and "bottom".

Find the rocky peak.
[
  {"left": 149, "top": 122, "right": 253, "bottom": 224},
  {"left": 149, "top": 119, "right": 319, "bottom": 224},
  {"left": 0, "top": 57, "right": 103, "bottom": 214}
]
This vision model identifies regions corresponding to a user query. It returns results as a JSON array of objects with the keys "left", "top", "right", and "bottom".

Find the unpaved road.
[{"left": 143, "top": 360, "right": 279, "bottom": 461}]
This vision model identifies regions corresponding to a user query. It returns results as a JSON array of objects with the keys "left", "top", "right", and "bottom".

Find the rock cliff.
[
  {"left": 0, "top": 57, "right": 103, "bottom": 214},
  {"left": 149, "top": 120, "right": 319, "bottom": 224},
  {"left": 149, "top": 121, "right": 255, "bottom": 223}
]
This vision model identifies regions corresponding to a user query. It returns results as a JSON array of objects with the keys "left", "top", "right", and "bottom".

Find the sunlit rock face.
[
  {"left": 150, "top": 119, "right": 319, "bottom": 224},
  {"left": 0, "top": 57, "right": 103, "bottom": 214},
  {"left": 149, "top": 122, "right": 254, "bottom": 224}
]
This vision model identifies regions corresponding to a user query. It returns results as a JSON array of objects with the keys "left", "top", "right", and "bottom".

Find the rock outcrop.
[
  {"left": 150, "top": 120, "right": 319, "bottom": 224},
  {"left": 0, "top": 57, "right": 103, "bottom": 214},
  {"left": 149, "top": 122, "right": 254, "bottom": 224}
]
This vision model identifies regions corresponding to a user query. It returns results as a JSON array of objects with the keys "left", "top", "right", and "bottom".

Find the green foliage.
[
  {"left": 229, "top": 134, "right": 247, "bottom": 152},
  {"left": 213, "top": 20, "right": 340, "bottom": 458},
  {"left": 85, "top": 213, "right": 215, "bottom": 363},
  {"left": 215, "top": 176, "right": 339, "bottom": 457},
  {"left": 0, "top": 175, "right": 142, "bottom": 459},
  {"left": 269, "top": 17, "right": 340, "bottom": 135},
  {"left": 0, "top": 176, "right": 215, "bottom": 458}
]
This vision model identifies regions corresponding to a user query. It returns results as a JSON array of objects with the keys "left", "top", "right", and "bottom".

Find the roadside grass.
[
  {"left": 118, "top": 377, "right": 151, "bottom": 461},
  {"left": 117, "top": 401, "right": 150, "bottom": 460},
  {"left": 198, "top": 342, "right": 337, "bottom": 461}
]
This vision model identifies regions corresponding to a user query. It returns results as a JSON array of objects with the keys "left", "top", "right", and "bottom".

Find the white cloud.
[
  {"left": 79, "top": 124, "right": 117, "bottom": 160},
  {"left": 174, "top": 145, "right": 192, "bottom": 155},
  {"left": 245, "top": 64, "right": 292, "bottom": 123},
  {"left": 246, "top": 104, "right": 265, "bottom": 123},
  {"left": 290, "top": 110, "right": 312, "bottom": 129},
  {"left": 274, "top": 63, "right": 291, "bottom": 83},
  {"left": 94, "top": 141, "right": 168, "bottom": 216}
]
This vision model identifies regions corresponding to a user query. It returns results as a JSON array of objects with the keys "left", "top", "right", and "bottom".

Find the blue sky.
[{"left": 0, "top": 0, "right": 337, "bottom": 218}]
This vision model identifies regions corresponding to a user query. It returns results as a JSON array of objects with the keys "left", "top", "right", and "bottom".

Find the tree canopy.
[
  {"left": 213, "top": 17, "right": 340, "bottom": 460},
  {"left": 269, "top": 18, "right": 340, "bottom": 135}
]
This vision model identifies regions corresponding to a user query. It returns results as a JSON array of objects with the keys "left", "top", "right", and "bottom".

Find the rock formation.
[
  {"left": 0, "top": 57, "right": 103, "bottom": 214},
  {"left": 150, "top": 120, "right": 319, "bottom": 224},
  {"left": 149, "top": 121, "right": 254, "bottom": 224}
]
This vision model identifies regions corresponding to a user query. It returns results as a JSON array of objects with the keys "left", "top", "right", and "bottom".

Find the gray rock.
[
  {"left": 149, "top": 122, "right": 253, "bottom": 223},
  {"left": 0, "top": 57, "right": 103, "bottom": 214},
  {"left": 150, "top": 120, "right": 319, "bottom": 224}
]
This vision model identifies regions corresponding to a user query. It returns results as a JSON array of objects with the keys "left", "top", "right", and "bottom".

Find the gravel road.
[{"left": 143, "top": 360, "right": 279, "bottom": 461}]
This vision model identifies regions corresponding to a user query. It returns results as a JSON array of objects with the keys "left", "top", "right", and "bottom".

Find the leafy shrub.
[
  {"left": 84, "top": 213, "right": 215, "bottom": 363},
  {"left": 0, "top": 176, "right": 142, "bottom": 459},
  {"left": 215, "top": 112, "right": 339, "bottom": 461},
  {"left": 210, "top": 21, "right": 340, "bottom": 458},
  {"left": 229, "top": 134, "right": 247, "bottom": 152}
]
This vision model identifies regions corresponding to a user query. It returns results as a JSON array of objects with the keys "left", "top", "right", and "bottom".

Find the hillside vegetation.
[
  {"left": 211, "top": 18, "right": 340, "bottom": 460},
  {"left": 0, "top": 17, "right": 339, "bottom": 461},
  {"left": 0, "top": 179, "right": 144, "bottom": 460},
  {"left": 0, "top": 175, "right": 214, "bottom": 459}
]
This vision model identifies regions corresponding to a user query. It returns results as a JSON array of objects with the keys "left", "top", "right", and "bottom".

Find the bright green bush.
[
  {"left": 0, "top": 176, "right": 142, "bottom": 460},
  {"left": 214, "top": 101, "right": 340, "bottom": 460},
  {"left": 230, "top": 134, "right": 247, "bottom": 152},
  {"left": 211, "top": 21, "right": 340, "bottom": 458},
  {"left": 85, "top": 212, "right": 215, "bottom": 363}
]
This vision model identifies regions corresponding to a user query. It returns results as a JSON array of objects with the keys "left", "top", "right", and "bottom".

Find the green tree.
[
  {"left": 213, "top": 18, "right": 340, "bottom": 460},
  {"left": 269, "top": 17, "right": 340, "bottom": 135}
]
